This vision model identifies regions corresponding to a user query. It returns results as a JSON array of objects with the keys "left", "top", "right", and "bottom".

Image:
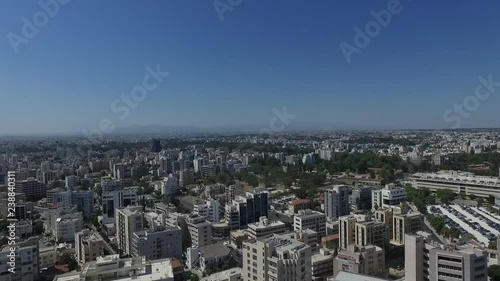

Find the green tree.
[
  {"left": 436, "top": 189, "right": 456, "bottom": 204},
  {"left": 489, "top": 265, "right": 500, "bottom": 281}
]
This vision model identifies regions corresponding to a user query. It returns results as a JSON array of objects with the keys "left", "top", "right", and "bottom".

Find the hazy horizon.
[{"left": 1, "top": 1, "right": 500, "bottom": 135}]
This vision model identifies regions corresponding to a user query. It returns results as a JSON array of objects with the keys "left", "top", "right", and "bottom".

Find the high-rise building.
[
  {"left": 132, "top": 226, "right": 182, "bottom": 260},
  {"left": 18, "top": 178, "right": 47, "bottom": 201},
  {"left": 231, "top": 190, "right": 269, "bottom": 227},
  {"left": 116, "top": 206, "right": 144, "bottom": 256},
  {"left": 294, "top": 209, "right": 326, "bottom": 238},
  {"left": 392, "top": 212, "right": 422, "bottom": 245},
  {"left": 102, "top": 187, "right": 138, "bottom": 223},
  {"left": 187, "top": 215, "right": 212, "bottom": 248},
  {"left": 405, "top": 233, "right": 488, "bottom": 281},
  {"left": 242, "top": 234, "right": 312, "bottom": 281},
  {"left": 53, "top": 190, "right": 95, "bottom": 217},
  {"left": 151, "top": 138, "right": 162, "bottom": 153},
  {"left": 324, "top": 185, "right": 350, "bottom": 220},
  {"left": 193, "top": 200, "right": 220, "bottom": 223},
  {"left": 354, "top": 220, "right": 387, "bottom": 248},
  {"left": 76, "top": 229, "right": 105, "bottom": 265},
  {"left": 0, "top": 237, "right": 40, "bottom": 281},
  {"left": 179, "top": 169, "right": 195, "bottom": 187},
  {"left": 65, "top": 175, "right": 79, "bottom": 190},
  {"left": 161, "top": 174, "right": 179, "bottom": 196},
  {"left": 339, "top": 215, "right": 357, "bottom": 250},
  {"left": 350, "top": 186, "right": 372, "bottom": 211}
]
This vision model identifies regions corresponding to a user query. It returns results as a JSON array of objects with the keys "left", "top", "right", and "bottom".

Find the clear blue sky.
[{"left": 1, "top": 0, "right": 500, "bottom": 135}]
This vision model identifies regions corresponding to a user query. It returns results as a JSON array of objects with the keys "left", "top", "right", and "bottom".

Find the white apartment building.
[
  {"left": 132, "top": 226, "right": 183, "bottom": 260},
  {"left": 65, "top": 175, "right": 79, "bottom": 189},
  {"left": 405, "top": 233, "right": 488, "bottom": 281},
  {"left": 116, "top": 206, "right": 144, "bottom": 256},
  {"left": 0, "top": 237, "right": 40, "bottom": 281},
  {"left": 247, "top": 217, "right": 287, "bottom": 239},
  {"left": 193, "top": 200, "right": 221, "bottom": 223},
  {"left": 294, "top": 209, "right": 326, "bottom": 238},
  {"left": 53, "top": 255, "right": 176, "bottom": 281},
  {"left": 161, "top": 174, "right": 179, "bottom": 196},
  {"left": 372, "top": 184, "right": 406, "bottom": 209},
  {"left": 102, "top": 187, "right": 138, "bottom": 223},
  {"left": 354, "top": 220, "right": 387, "bottom": 248},
  {"left": 187, "top": 215, "right": 213, "bottom": 248},
  {"left": 407, "top": 170, "right": 500, "bottom": 198},
  {"left": 333, "top": 244, "right": 385, "bottom": 278},
  {"left": 242, "top": 235, "right": 312, "bottom": 281},
  {"left": 55, "top": 212, "right": 84, "bottom": 242}
]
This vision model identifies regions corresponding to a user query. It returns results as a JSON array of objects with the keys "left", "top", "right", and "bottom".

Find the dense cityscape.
[{"left": 1, "top": 130, "right": 500, "bottom": 281}]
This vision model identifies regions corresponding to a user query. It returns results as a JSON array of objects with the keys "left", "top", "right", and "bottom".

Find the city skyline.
[{"left": 1, "top": 1, "right": 500, "bottom": 135}]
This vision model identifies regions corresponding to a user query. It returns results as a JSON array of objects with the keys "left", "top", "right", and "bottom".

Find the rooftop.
[{"left": 198, "top": 243, "right": 231, "bottom": 259}]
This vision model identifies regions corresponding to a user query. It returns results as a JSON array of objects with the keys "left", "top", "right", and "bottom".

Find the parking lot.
[{"left": 428, "top": 204, "right": 498, "bottom": 244}]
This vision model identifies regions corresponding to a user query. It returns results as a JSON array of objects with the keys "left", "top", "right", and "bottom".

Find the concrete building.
[
  {"left": 242, "top": 234, "right": 312, "bottom": 281},
  {"left": 405, "top": 233, "right": 488, "bottom": 281},
  {"left": 294, "top": 209, "right": 326, "bottom": 238},
  {"left": 350, "top": 187, "right": 372, "bottom": 211},
  {"left": 102, "top": 187, "right": 138, "bottom": 223},
  {"left": 76, "top": 229, "right": 105, "bottom": 265},
  {"left": 311, "top": 249, "right": 334, "bottom": 281},
  {"left": 200, "top": 268, "right": 242, "bottom": 281},
  {"left": 247, "top": 216, "right": 287, "bottom": 239},
  {"left": 187, "top": 215, "right": 213, "bottom": 248},
  {"left": 374, "top": 208, "right": 398, "bottom": 239},
  {"left": 333, "top": 244, "right": 385, "bottom": 278},
  {"left": 193, "top": 200, "right": 221, "bottom": 223},
  {"left": 132, "top": 226, "right": 182, "bottom": 260},
  {"left": 0, "top": 237, "right": 40, "bottom": 281},
  {"left": 339, "top": 215, "right": 357, "bottom": 250},
  {"left": 392, "top": 212, "right": 422, "bottom": 245},
  {"left": 116, "top": 206, "right": 144, "bottom": 256},
  {"left": 53, "top": 190, "right": 95, "bottom": 217},
  {"left": 407, "top": 170, "right": 500, "bottom": 198},
  {"left": 355, "top": 220, "right": 387, "bottom": 248},
  {"left": 371, "top": 184, "right": 406, "bottom": 210},
  {"left": 53, "top": 255, "right": 178, "bottom": 281},
  {"left": 65, "top": 175, "right": 79, "bottom": 190},
  {"left": 18, "top": 177, "right": 47, "bottom": 201},
  {"left": 186, "top": 244, "right": 231, "bottom": 272},
  {"left": 161, "top": 174, "right": 179, "bottom": 196},
  {"left": 179, "top": 169, "right": 195, "bottom": 187},
  {"left": 39, "top": 246, "right": 57, "bottom": 269},
  {"left": 324, "top": 185, "right": 350, "bottom": 220},
  {"left": 288, "top": 199, "right": 311, "bottom": 214},
  {"left": 45, "top": 206, "right": 84, "bottom": 243},
  {"left": 230, "top": 190, "right": 269, "bottom": 227}
]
